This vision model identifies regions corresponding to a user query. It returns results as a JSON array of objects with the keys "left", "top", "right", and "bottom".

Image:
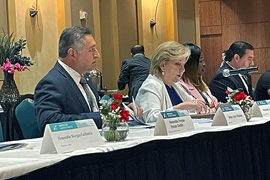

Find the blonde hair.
[{"left": 150, "top": 41, "right": 190, "bottom": 77}]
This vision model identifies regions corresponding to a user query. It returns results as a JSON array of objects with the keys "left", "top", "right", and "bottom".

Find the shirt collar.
[
  {"left": 226, "top": 61, "right": 235, "bottom": 69},
  {"left": 58, "top": 59, "right": 81, "bottom": 85}
]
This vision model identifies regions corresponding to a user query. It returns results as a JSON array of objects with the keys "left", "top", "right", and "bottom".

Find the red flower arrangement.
[
  {"left": 225, "top": 87, "right": 254, "bottom": 108},
  {"left": 99, "top": 94, "right": 129, "bottom": 141},
  {"left": 99, "top": 94, "right": 129, "bottom": 124}
]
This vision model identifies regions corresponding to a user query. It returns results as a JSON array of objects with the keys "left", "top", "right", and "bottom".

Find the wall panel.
[
  {"left": 200, "top": 35, "right": 222, "bottom": 84},
  {"left": 222, "top": 0, "right": 270, "bottom": 25},
  {"left": 200, "top": 0, "right": 270, "bottom": 88}
]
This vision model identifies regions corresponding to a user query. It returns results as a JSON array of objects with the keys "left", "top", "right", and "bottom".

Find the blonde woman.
[{"left": 135, "top": 41, "right": 209, "bottom": 123}]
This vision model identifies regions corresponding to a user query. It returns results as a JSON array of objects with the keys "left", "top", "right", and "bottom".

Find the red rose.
[
  {"left": 113, "top": 94, "right": 123, "bottom": 100},
  {"left": 110, "top": 102, "right": 118, "bottom": 110},
  {"left": 120, "top": 108, "right": 129, "bottom": 122},
  {"left": 233, "top": 91, "right": 247, "bottom": 102},
  {"left": 225, "top": 90, "right": 231, "bottom": 95}
]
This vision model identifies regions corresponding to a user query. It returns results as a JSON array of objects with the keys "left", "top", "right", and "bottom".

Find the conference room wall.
[
  {"left": 5, "top": 0, "right": 64, "bottom": 94},
  {"left": 0, "top": 0, "right": 8, "bottom": 84},
  {"left": 199, "top": 0, "right": 270, "bottom": 87},
  {"left": 1, "top": 0, "right": 198, "bottom": 94}
]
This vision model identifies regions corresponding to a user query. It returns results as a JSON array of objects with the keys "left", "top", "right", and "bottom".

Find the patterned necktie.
[{"left": 80, "top": 76, "right": 94, "bottom": 111}]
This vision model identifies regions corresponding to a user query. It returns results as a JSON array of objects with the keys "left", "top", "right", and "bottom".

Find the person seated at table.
[
  {"left": 135, "top": 41, "right": 210, "bottom": 123},
  {"left": 34, "top": 26, "right": 142, "bottom": 133},
  {"left": 209, "top": 41, "right": 255, "bottom": 102},
  {"left": 180, "top": 43, "right": 218, "bottom": 109},
  {"left": 255, "top": 70, "right": 270, "bottom": 100}
]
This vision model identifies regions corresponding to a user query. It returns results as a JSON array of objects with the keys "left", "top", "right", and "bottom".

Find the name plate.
[
  {"left": 212, "top": 105, "right": 246, "bottom": 126},
  {"left": 40, "top": 119, "right": 104, "bottom": 154},
  {"left": 252, "top": 100, "right": 270, "bottom": 117},
  {"left": 154, "top": 110, "right": 194, "bottom": 136}
]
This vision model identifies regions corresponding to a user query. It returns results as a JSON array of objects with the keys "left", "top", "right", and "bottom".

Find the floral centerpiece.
[
  {"left": 99, "top": 94, "right": 129, "bottom": 141},
  {"left": 225, "top": 87, "right": 254, "bottom": 121},
  {"left": 0, "top": 32, "right": 33, "bottom": 111}
]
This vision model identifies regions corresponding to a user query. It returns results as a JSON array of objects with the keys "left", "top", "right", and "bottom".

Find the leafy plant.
[{"left": 0, "top": 32, "right": 33, "bottom": 74}]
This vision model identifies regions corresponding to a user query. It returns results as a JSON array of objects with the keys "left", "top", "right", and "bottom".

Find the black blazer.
[
  {"left": 34, "top": 62, "right": 102, "bottom": 133},
  {"left": 209, "top": 62, "right": 253, "bottom": 103},
  {"left": 117, "top": 54, "right": 150, "bottom": 102}
]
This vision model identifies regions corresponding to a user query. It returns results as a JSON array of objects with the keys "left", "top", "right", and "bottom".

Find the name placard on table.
[
  {"left": 252, "top": 100, "right": 270, "bottom": 117},
  {"left": 154, "top": 110, "right": 194, "bottom": 136},
  {"left": 40, "top": 119, "right": 104, "bottom": 154},
  {"left": 212, "top": 105, "right": 246, "bottom": 126}
]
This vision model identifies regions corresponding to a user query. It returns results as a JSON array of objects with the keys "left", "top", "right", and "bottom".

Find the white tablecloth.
[{"left": 0, "top": 117, "right": 269, "bottom": 180}]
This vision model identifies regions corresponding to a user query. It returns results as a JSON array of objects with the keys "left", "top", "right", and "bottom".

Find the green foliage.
[{"left": 0, "top": 32, "right": 33, "bottom": 66}]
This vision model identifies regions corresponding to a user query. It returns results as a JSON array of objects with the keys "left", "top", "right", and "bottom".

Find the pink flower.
[
  {"left": 1, "top": 58, "right": 28, "bottom": 74},
  {"left": 8, "top": 68, "right": 14, "bottom": 74}
]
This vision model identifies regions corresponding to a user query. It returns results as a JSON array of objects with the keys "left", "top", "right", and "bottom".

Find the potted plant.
[{"left": 0, "top": 32, "right": 33, "bottom": 111}]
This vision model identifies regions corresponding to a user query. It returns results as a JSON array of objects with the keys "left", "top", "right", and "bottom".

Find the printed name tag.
[
  {"left": 154, "top": 110, "right": 194, "bottom": 136},
  {"left": 40, "top": 119, "right": 104, "bottom": 154},
  {"left": 212, "top": 105, "right": 246, "bottom": 126},
  {"left": 252, "top": 100, "right": 270, "bottom": 117}
]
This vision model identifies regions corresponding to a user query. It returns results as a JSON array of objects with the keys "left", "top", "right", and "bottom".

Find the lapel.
[
  {"left": 54, "top": 62, "right": 90, "bottom": 112},
  {"left": 222, "top": 62, "right": 250, "bottom": 94}
]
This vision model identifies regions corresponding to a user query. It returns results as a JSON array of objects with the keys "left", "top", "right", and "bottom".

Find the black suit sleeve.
[
  {"left": 117, "top": 60, "right": 129, "bottom": 90},
  {"left": 210, "top": 74, "right": 236, "bottom": 103}
]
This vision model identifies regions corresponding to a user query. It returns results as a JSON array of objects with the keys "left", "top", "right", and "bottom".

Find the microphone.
[{"left": 223, "top": 66, "right": 258, "bottom": 77}]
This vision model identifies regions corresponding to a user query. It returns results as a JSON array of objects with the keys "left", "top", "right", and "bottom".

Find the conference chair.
[{"left": 10, "top": 94, "right": 42, "bottom": 140}]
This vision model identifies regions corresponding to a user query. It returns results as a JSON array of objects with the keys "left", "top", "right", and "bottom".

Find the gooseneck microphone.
[{"left": 223, "top": 66, "right": 258, "bottom": 77}]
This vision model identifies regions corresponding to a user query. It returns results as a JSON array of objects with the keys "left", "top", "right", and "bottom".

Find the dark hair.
[
  {"left": 224, "top": 41, "right": 254, "bottom": 62},
  {"left": 182, "top": 43, "right": 208, "bottom": 92},
  {"left": 131, "top": 45, "right": 144, "bottom": 55},
  {"left": 59, "top": 26, "right": 92, "bottom": 58}
]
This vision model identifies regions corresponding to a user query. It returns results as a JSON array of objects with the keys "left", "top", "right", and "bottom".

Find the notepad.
[{"left": 0, "top": 143, "right": 27, "bottom": 152}]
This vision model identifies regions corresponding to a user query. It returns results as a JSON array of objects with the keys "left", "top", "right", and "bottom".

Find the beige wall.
[
  {"left": 177, "top": 0, "right": 196, "bottom": 44},
  {"left": 138, "top": 0, "right": 178, "bottom": 58},
  {"left": 1, "top": 0, "right": 199, "bottom": 95},
  {"left": 0, "top": 0, "right": 8, "bottom": 35},
  {"left": 0, "top": 0, "right": 8, "bottom": 81},
  {"left": 6, "top": 0, "right": 67, "bottom": 94}
]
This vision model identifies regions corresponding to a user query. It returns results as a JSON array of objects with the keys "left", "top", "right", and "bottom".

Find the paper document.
[
  {"left": 122, "top": 102, "right": 154, "bottom": 127},
  {"left": 132, "top": 97, "right": 137, "bottom": 117}
]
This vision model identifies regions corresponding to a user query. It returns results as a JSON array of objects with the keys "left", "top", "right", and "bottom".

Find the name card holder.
[
  {"left": 154, "top": 110, "right": 194, "bottom": 136},
  {"left": 252, "top": 100, "right": 270, "bottom": 117},
  {"left": 212, "top": 105, "right": 246, "bottom": 126},
  {"left": 40, "top": 119, "right": 104, "bottom": 154}
]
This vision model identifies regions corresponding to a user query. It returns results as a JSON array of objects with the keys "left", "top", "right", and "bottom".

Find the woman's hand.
[
  {"left": 174, "top": 99, "right": 211, "bottom": 114},
  {"left": 128, "top": 103, "right": 143, "bottom": 118}
]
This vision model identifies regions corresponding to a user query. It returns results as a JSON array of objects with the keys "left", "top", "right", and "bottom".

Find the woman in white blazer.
[{"left": 135, "top": 41, "right": 209, "bottom": 123}]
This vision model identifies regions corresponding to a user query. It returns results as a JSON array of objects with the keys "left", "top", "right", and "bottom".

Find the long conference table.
[{"left": 1, "top": 117, "right": 270, "bottom": 180}]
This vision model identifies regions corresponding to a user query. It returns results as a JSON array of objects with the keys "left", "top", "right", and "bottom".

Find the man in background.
[
  {"left": 118, "top": 45, "right": 150, "bottom": 103},
  {"left": 255, "top": 70, "right": 270, "bottom": 100},
  {"left": 209, "top": 41, "right": 255, "bottom": 102}
]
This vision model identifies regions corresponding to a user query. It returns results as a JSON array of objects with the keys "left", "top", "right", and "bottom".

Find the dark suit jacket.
[
  {"left": 117, "top": 54, "right": 150, "bottom": 102},
  {"left": 209, "top": 62, "right": 253, "bottom": 103},
  {"left": 34, "top": 62, "right": 102, "bottom": 133}
]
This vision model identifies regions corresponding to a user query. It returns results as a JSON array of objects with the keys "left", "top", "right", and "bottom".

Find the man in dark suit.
[
  {"left": 117, "top": 45, "right": 150, "bottom": 103},
  {"left": 34, "top": 26, "right": 102, "bottom": 133},
  {"left": 209, "top": 41, "right": 255, "bottom": 102},
  {"left": 255, "top": 70, "right": 270, "bottom": 100}
]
